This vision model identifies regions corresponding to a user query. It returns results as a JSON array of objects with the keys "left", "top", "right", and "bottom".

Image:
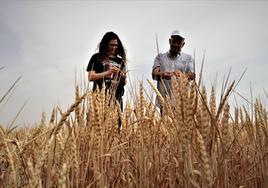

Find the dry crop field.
[{"left": 0, "top": 73, "right": 267, "bottom": 188}]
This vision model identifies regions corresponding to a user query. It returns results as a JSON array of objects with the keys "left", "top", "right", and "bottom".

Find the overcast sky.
[{"left": 0, "top": 0, "right": 267, "bottom": 126}]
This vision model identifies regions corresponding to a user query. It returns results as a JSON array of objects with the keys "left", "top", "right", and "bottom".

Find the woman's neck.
[{"left": 108, "top": 54, "right": 116, "bottom": 58}]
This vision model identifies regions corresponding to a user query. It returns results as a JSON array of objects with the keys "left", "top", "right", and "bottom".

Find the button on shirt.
[{"left": 152, "top": 51, "right": 194, "bottom": 107}]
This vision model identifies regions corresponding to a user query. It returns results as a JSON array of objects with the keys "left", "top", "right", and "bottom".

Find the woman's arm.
[
  {"left": 88, "top": 70, "right": 108, "bottom": 81},
  {"left": 88, "top": 66, "right": 119, "bottom": 81}
]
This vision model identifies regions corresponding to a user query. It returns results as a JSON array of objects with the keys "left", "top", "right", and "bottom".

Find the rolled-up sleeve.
[
  {"left": 152, "top": 54, "right": 161, "bottom": 70},
  {"left": 186, "top": 55, "right": 194, "bottom": 72}
]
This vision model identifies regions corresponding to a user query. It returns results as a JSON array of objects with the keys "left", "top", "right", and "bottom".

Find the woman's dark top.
[{"left": 86, "top": 53, "right": 126, "bottom": 100}]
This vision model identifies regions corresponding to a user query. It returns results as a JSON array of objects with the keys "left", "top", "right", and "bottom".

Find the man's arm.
[
  {"left": 152, "top": 54, "right": 162, "bottom": 80},
  {"left": 152, "top": 67, "right": 161, "bottom": 80},
  {"left": 185, "top": 55, "right": 195, "bottom": 81}
]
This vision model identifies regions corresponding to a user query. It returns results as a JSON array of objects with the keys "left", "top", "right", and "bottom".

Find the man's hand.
[
  {"left": 161, "top": 72, "right": 173, "bottom": 80},
  {"left": 173, "top": 70, "right": 182, "bottom": 78},
  {"left": 152, "top": 67, "right": 176, "bottom": 80},
  {"left": 186, "top": 72, "right": 195, "bottom": 80}
]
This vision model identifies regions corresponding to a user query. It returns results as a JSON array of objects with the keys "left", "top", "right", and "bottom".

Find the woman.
[{"left": 86, "top": 31, "right": 127, "bottom": 108}]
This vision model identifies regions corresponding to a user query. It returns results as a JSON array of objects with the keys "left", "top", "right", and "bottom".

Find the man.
[{"left": 152, "top": 30, "right": 195, "bottom": 111}]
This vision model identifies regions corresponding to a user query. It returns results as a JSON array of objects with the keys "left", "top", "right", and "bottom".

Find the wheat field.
[{"left": 0, "top": 73, "right": 267, "bottom": 188}]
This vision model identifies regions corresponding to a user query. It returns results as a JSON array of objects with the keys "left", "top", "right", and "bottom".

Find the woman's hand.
[
  {"left": 105, "top": 65, "right": 120, "bottom": 77},
  {"left": 119, "top": 71, "right": 127, "bottom": 85}
]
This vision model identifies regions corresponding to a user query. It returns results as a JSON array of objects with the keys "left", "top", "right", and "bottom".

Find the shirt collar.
[{"left": 168, "top": 51, "right": 181, "bottom": 58}]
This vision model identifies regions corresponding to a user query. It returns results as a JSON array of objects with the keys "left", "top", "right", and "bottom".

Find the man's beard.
[{"left": 169, "top": 48, "right": 180, "bottom": 57}]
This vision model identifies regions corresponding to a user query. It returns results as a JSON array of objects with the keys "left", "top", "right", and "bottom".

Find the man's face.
[
  {"left": 108, "top": 39, "right": 118, "bottom": 56},
  {"left": 169, "top": 37, "right": 185, "bottom": 55}
]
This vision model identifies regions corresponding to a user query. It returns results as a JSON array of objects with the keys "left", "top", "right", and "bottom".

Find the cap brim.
[{"left": 171, "top": 35, "right": 185, "bottom": 39}]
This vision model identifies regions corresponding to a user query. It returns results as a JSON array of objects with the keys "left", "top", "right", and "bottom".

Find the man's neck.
[{"left": 168, "top": 51, "right": 180, "bottom": 58}]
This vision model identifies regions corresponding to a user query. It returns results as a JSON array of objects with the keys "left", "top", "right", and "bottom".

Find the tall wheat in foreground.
[{"left": 0, "top": 75, "right": 267, "bottom": 188}]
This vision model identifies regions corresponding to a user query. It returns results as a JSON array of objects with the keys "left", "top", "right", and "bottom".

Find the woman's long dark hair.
[{"left": 98, "top": 31, "right": 126, "bottom": 65}]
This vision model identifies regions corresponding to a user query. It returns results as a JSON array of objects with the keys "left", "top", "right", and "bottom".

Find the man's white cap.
[{"left": 171, "top": 30, "right": 185, "bottom": 38}]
